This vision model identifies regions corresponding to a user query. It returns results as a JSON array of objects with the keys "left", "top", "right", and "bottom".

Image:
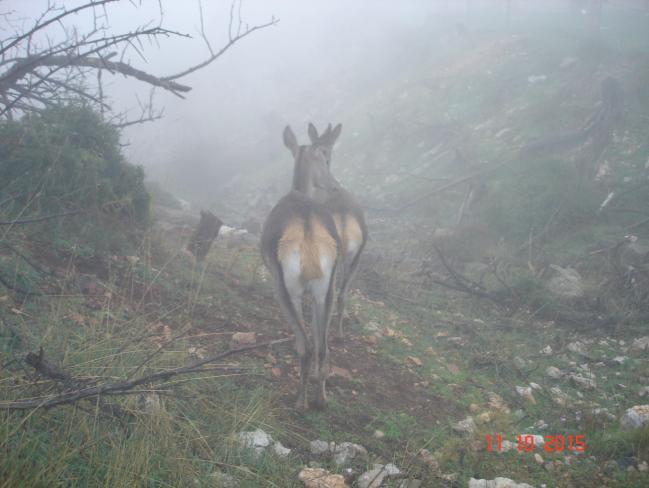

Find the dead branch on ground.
[{"left": 0, "top": 337, "right": 293, "bottom": 411}]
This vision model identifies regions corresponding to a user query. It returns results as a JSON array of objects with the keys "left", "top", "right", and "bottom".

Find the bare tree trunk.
[{"left": 187, "top": 211, "right": 223, "bottom": 262}]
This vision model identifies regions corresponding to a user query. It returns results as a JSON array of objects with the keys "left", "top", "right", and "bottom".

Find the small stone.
[
  {"left": 357, "top": 464, "right": 400, "bottom": 488},
  {"left": 453, "top": 416, "right": 476, "bottom": 434},
  {"left": 272, "top": 441, "right": 291, "bottom": 458},
  {"left": 298, "top": 468, "right": 348, "bottom": 488},
  {"left": 545, "top": 366, "right": 563, "bottom": 379},
  {"left": 469, "top": 403, "right": 480, "bottom": 413},
  {"left": 550, "top": 387, "right": 569, "bottom": 406},
  {"left": 535, "top": 453, "right": 544, "bottom": 464},
  {"left": 591, "top": 407, "right": 616, "bottom": 421},
  {"left": 632, "top": 336, "right": 649, "bottom": 351},
  {"left": 373, "top": 430, "right": 385, "bottom": 439},
  {"left": 237, "top": 429, "right": 272, "bottom": 449},
  {"left": 515, "top": 386, "right": 536, "bottom": 404},
  {"left": 469, "top": 477, "right": 534, "bottom": 488},
  {"left": 529, "top": 382, "right": 542, "bottom": 391},
  {"left": 540, "top": 345, "right": 553, "bottom": 355},
  {"left": 638, "top": 386, "right": 649, "bottom": 397},
  {"left": 310, "top": 440, "right": 330, "bottom": 456},
  {"left": 478, "top": 412, "right": 492, "bottom": 423},
  {"left": 620, "top": 405, "right": 649, "bottom": 430},
  {"left": 612, "top": 356, "right": 628, "bottom": 365},
  {"left": 534, "top": 420, "right": 548, "bottom": 429},
  {"left": 638, "top": 461, "right": 648, "bottom": 472},
  {"left": 547, "top": 265, "right": 584, "bottom": 299},
  {"left": 332, "top": 442, "right": 367, "bottom": 466}
]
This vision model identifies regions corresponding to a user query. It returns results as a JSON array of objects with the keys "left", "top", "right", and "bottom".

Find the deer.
[
  {"left": 260, "top": 125, "right": 343, "bottom": 411},
  {"left": 307, "top": 123, "right": 368, "bottom": 340}
]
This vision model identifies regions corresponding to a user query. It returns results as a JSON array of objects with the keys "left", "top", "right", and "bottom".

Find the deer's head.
[
  {"left": 283, "top": 125, "right": 341, "bottom": 200},
  {"left": 307, "top": 122, "right": 342, "bottom": 168}
]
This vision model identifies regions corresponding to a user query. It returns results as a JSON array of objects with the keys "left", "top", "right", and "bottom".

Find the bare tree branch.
[
  {"left": 162, "top": 7, "right": 278, "bottom": 81},
  {"left": 0, "top": 1, "right": 278, "bottom": 125}
]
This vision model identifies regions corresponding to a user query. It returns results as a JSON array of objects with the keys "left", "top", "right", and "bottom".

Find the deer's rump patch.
[
  {"left": 333, "top": 213, "right": 363, "bottom": 256},
  {"left": 278, "top": 216, "right": 337, "bottom": 282}
]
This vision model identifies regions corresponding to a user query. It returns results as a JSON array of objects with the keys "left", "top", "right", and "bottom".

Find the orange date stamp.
[{"left": 485, "top": 434, "right": 586, "bottom": 453}]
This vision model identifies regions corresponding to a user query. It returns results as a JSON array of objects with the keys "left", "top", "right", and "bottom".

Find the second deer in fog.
[{"left": 308, "top": 123, "right": 368, "bottom": 339}]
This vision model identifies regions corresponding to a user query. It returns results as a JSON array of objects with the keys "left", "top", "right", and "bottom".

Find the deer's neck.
[{"left": 292, "top": 147, "right": 314, "bottom": 197}]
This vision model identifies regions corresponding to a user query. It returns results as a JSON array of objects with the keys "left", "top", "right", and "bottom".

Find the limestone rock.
[
  {"left": 357, "top": 463, "right": 400, "bottom": 488},
  {"left": 515, "top": 386, "right": 536, "bottom": 404},
  {"left": 453, "top": 416, "right": 476, "bottom": 434},
  {"left": 272, "top": 441, "right": 291, "bottom": 458},
  {"left": 540, "top": 345, "right": 553, "bottom": 355},
  {"left": 632, "top": 336, "right": 649, "bottom": 351},
  {"left": 298, "top": 468, "right": 348, "bottom": 488},
  {"left": 547, "top": 265, "right": 584, "bottom": 299},
  {"left": 237, "top": 429, "right": 272, "bottom": 449},
  {"left": 310, "top": 440, "right": 331, "bottom": 456},
  {"left": 620, "top": 405, "right": 649, "bottom": 430},
  {"left": 469, "top": 477, "right": 534, "bottom": 488},
  {"left": 550, "top": 387, "right": 569, "bottom": 406},
  {"left": 332, "top": 442, "right": 367, "bottom": 466},
  {"left": 545, "top": 366, "right": 563, "bottom": 379}
]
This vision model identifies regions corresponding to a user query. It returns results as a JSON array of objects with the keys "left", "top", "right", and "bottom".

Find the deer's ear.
[
  {"left": 283, "top": 125, "right": 298, "bottom": 156},
  {"left": 330, "top": 123, "right": 342, "bottom": 144},
  {"left": 307, "top": 123, "right": 319, "bottom": 143}
]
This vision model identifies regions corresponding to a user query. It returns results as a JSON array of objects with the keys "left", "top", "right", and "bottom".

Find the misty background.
[{"left": 13, "top": 0, "right": 642, "bottom": 216}]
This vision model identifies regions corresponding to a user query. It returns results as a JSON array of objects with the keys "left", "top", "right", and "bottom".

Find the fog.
[
  {"left": 4, "top": 0, "right": 563, "bottom": 207},
  {"left": 5, "top": 0, "right": 638, "bottom": 212}
]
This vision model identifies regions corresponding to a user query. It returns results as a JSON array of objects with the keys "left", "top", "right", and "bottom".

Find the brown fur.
[
  {"left": 278, "top": 216, "right": 338, "bottom": 282},
  {"left": 333, "top": 213, "right": 363, "bottom": 254}
]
